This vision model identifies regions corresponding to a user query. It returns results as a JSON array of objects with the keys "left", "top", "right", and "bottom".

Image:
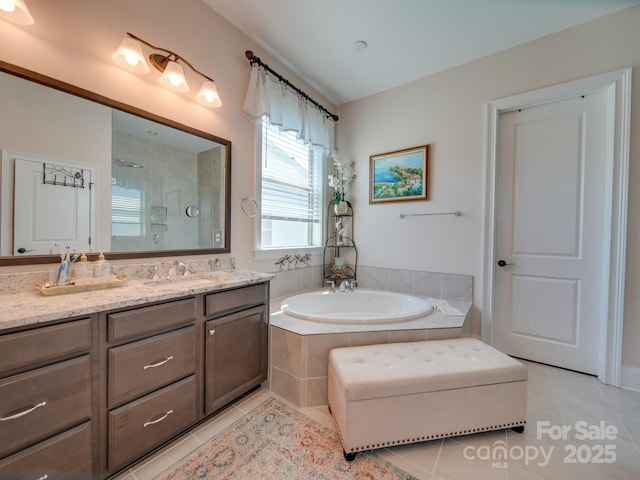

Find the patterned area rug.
[{"left": 154, "top": 398, "right": 417, "bottom": 479}]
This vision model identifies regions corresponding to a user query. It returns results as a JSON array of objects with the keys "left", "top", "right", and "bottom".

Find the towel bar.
[{"left": 399, "top": 211, "right": 461, "bottom": 219}]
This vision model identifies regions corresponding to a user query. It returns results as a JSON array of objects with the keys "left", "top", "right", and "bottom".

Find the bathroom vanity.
[{"left": 0, "top": 271, "right": 271, "bottom": 479}]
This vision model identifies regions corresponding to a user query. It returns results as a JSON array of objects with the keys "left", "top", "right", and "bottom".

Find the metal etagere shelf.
[{"left": 323, "top": 200, "right": 357, "bottom": 287}]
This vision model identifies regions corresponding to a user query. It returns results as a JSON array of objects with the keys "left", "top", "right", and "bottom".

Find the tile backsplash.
[
  {"left": 268, "top": 264, "right": 472, "bottom": 302},
  {"left": 0, "top": 258, "right": 471, "bottom": 303},
  {"left": 0, "top": 256, "right": 236, "bottom": 295}
]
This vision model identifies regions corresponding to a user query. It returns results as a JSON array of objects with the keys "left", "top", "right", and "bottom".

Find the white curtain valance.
[{"left": 243, "top": 65, "right": 334, "bottom": 150}]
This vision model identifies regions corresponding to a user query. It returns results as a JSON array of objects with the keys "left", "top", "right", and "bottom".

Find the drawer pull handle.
[
  {"left": 143, "top": 409, "right": 173, "bottom": 427},
  {"left": 209, "top": 329, "right": 215, "bottom": 336},
  {"left": 0, "top": 401, "right": 46, "bottom": 421},
  {"left": 143, "top": 356, "right": 174, "bottom": 370}
]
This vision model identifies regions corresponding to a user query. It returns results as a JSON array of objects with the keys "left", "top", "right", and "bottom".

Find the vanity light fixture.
[
  {"left": 112, "top": 32, "right": 222, "bottom": 107},
  {"left": 0, "top": 0, "right": 34, "bottom": 25}
]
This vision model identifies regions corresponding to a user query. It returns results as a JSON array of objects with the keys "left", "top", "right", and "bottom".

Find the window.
[
  {"left": 111, "top": 185, "right": 144, "bottom": 237},
  {"left": 257, "top": 119, "right": 324, "bottom": 251}
]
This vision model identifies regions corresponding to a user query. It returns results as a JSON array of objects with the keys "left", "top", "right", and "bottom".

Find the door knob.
[
  {"left": 17, "top": 247, "right": 34, "bottom": 254},
  {"left": 497, "top": 260, "right": 515, "bottom": 267}
]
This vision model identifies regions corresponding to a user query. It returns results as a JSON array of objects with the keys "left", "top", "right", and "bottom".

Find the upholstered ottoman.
[{"left": 328, "top": 338, "right": 527, "bottom": 460}]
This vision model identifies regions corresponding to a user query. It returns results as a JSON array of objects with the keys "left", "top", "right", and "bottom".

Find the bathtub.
[
  {"left": 271, "top": 289, "right": 469, "bottom": 406},
  {"left": 280, "top": 289, "right": 433, "bottom": 324}
]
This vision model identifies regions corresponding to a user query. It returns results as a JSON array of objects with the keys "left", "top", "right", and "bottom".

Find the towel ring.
[{"left": 240, "top": 196, "right": 259, "bottom": 217}]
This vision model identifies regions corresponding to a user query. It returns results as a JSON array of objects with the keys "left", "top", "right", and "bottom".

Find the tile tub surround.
[
  {"left": 268, "top": 264, "right": 473, "bottom": 304},
  {"left": 269, "top": 292, "right": 471, "bottom": 407},
  {"left": 0, "top": 262, "right": 273, "bottom": 331}
]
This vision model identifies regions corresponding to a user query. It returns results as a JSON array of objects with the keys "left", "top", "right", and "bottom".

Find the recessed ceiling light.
[{"left": 352, "top": 40, "right": 368, "bottom": 53}]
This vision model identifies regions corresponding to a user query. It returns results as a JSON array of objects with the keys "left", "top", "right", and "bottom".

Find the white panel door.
[
  {"left": 494, "top": 91, "right": 607, "bottom": 375},
  {"left": 13, "top": 158, "right": 92, "bottom": 255}
]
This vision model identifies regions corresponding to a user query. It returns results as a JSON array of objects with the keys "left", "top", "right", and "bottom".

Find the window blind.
[
  {"left": 260, "top": 120, "right": 323, "bottom": 247},
  {"left": 112, "top": 185, "right": 144, "bottom": 236}
]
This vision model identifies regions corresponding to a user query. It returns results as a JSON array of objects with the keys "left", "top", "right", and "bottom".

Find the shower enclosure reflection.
[{"left": 111, "top": 112, "right": 225, "bottom": 252}]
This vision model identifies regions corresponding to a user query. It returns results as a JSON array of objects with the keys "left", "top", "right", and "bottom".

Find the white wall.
[{"left": 337, "top": 6, "right": 640, "bottom": 370}]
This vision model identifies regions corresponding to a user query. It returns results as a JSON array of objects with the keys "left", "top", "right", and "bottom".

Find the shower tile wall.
[{"left": 197, "top": 147, "right": 224, "bottom": 248}]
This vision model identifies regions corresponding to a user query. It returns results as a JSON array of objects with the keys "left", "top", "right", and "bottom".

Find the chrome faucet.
[
  {"left": 349, "top": 280, "right": 357, "bottom": 292},
  {"left": 339, "top": 280, "right": 349, "bottom": 292},
  {"left": 176, "top": 261, "right": 190, "bottom": 277},
  {"left": 325, "top": 280, "right": 336, "bottom": 293}
]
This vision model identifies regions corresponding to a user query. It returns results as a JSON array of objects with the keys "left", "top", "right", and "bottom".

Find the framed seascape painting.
[{"left": 369, "top": 144, "right": 429, "bottom": 203}]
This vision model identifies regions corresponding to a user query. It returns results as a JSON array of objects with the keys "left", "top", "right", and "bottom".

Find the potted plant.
[{"left": 328, "top": 151, "right": 356, "bottom": 215}]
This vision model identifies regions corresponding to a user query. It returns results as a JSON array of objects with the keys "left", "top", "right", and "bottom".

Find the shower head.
[{"left": 113, "top": 158, "right": 144, "bottom": 168}]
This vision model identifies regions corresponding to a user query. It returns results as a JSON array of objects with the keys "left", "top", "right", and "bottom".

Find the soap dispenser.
[
  {"left": 73, "top": 252, "right": 92, "bottom": 280},
  {"left": 93, "top": 252, "right": 111, "bottom": 278}
]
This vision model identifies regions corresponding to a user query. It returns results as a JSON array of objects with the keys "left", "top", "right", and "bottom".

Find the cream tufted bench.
[{"left": 328, "top": 338, "right": 527, "bottom": 460}]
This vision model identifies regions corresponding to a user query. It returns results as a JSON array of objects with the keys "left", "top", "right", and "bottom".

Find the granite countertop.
[{"left": 0, "top": 270, "right": 274, "bottom": 331}]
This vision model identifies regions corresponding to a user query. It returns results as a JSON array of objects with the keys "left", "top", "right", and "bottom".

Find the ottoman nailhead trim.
[{"left": 345, "top": 420, "right": 527, "bottom": 453}]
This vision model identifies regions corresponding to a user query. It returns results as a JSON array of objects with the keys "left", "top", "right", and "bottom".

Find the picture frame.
[{"left": 369, "top": 144, "right": 429, "bottom": 203}]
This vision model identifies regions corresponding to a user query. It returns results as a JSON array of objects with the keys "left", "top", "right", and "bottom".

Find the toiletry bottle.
[
  {"left": 73, "top": 252, "right": 92, "bottom": 280},
  {"left": 93, "top": 252, "right": 111, "bottom": 278}
]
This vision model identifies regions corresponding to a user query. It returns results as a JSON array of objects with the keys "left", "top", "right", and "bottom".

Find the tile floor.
[{"left": 115, "top": 360, "right": 640, "bottom": 479}]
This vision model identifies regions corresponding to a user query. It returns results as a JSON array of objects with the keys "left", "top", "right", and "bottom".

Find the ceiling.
[{"left": 203, "top": 0, "right": 640, "bottom": 106}]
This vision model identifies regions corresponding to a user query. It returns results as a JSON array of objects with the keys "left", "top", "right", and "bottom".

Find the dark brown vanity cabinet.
[
  {"left": 104, "top": 298, "right": 199, "bottom": 473},
  {"left": 102, "top": 282, "right": 269, "bottom": 476},
  {"left": 0, "top": 280, "right": 270, "bottom": 478},
  {"left": 0, "top": 317, "right": 94, "bottom": 479},
  {"left": 204, "top": 284, "right": 269, "bottom": 414}
]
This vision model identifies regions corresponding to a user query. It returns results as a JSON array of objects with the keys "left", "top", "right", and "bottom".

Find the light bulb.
[
  {"left": 158, "top": 60, "right": 189, "bottom": 93},
  {"left": 196, "top": 80, "right": 222, "bottom": 107},
  {"left": 0, "top": 0, "right": 16, "bottom": 13},
  {"left": 0, "top": 0, "right": 34, "bottom": 24},
  {"left": 112, "top": 36, "right": 150, "bottom": 74}
]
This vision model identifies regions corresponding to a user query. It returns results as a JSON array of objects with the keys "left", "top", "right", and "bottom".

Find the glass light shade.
[
  {"left": 112, "top": 37, "right": 150, "bottom": 73},
  {"left": 158, "top": 60, "right": 189, "bottom": 93},
  {"left": 0, "top": 0, "right": 34, "bottom": 25},
  {"left": 196, "top": 80, "right": 222, "bottom": 107}
]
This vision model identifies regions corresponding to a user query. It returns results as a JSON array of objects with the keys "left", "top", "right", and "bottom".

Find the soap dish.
[{"left": 35, "top": 275, "right": 127, "bottom": 296}]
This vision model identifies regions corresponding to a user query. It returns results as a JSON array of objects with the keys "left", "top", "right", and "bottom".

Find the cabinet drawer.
[
  {"left": 108, "top": 375, "right": 197, "bottom": 471},
  {"left": 205, "top": 283, "right": 267, "bottom": 317},
  {"left": 108, "top": 326, "right": 196, "bottom": 407},
  {"left": 0, "top": 318, "right": 91, "bottom": 375},
  {"left": 0, "top": 422, "right": 92, "bottom": 479},
  {"left": 0, "top": 355, "right": 91, "bottom": 458},
  {"left": 108, "top": 298, "right": 197, "bottom": 342}
]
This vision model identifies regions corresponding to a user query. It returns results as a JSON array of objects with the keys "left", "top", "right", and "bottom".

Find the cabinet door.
[{"left": 205, "top": 305, "right": 267, "bottom": 413}]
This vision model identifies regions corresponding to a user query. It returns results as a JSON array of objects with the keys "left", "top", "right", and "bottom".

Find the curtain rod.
[{"left": 244, "top": 50, "right": 339, "bottom": 122}]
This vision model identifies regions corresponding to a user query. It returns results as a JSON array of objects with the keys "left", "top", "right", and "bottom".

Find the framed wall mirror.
[{"left": 0, "top": 61, "right": 231, "bottom": 266}]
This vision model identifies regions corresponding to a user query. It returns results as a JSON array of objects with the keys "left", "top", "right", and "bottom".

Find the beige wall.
[
  {"left": 337, "top": 6, "right": 640, "bottom": 370},
  {"left": 0, "top": 0, "right": 335, "bottom": 275},
  {"left": 0, "top": 72, "right": 112, "bottom": 252},
  {"left": 0, "top": 1, "right": 637, "bottom": 375}
]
